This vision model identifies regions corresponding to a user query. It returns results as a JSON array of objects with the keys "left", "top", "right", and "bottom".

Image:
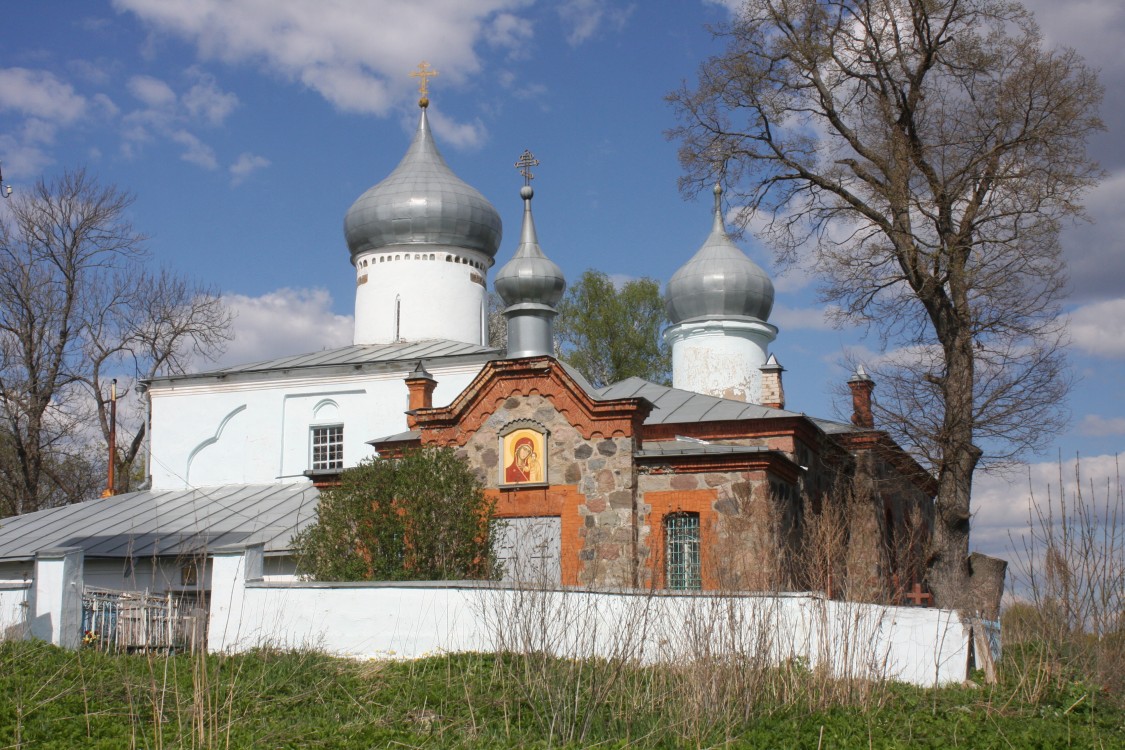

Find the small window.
[
  {"left": 665, "top": 512, "right": 701, "bottom": 590},
  {"left": 181, "top": 560, "right": 199, "bottom": 587},
  {"left": 311, "top": 425, "right": 344, "bottom": 471}
]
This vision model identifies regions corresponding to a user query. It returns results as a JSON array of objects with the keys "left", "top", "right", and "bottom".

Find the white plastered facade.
[{"left": 147, "top": 361, "right": 487, "bottom": 490}]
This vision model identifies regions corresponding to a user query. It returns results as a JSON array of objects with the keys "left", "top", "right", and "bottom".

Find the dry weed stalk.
[{"left": 1007, "top": 455, "right": 1125, "bottom": 700}]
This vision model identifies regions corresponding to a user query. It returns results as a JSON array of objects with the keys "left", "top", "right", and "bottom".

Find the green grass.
[{"left": 0, "top": 640, "right": 1122, "bottom": 749}]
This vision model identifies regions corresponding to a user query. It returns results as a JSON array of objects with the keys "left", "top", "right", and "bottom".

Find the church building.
[{"left": 0, "top": 89, "right": 934, "bottom": 603}]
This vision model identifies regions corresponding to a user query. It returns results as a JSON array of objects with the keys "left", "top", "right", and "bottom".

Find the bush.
[{"left": 293, "top": 446, "right": 498, "bottom": 581}]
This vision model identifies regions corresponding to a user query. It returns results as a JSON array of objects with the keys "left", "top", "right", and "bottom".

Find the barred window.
[
  {"left": 311, "top": 425, "right": 344, "bottom": 471},
  {"left": 665, "top": 512, "right": 701, "bottom": 590}
]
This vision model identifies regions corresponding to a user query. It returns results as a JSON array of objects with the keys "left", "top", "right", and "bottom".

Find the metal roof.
[
  {"left": 665, "top": 184, "right": 774, "bottom": 325},
  {"left": 597, "top": 377, "right": 802, "bottom": 425},
  {"left": 811, "top": 417, "right": 866, "bottom": 435},
  {"left": 0, "top": 484, "right": 320, "bottom": 562},
  {"left": 151, "top": 340, "right": 499, "bottom": 383},
  {"left": 635, "top": 440, "right": 775, "bottom": 458},
  {"left": 344, "top": 106, "right": 502, "bottom": 261}
]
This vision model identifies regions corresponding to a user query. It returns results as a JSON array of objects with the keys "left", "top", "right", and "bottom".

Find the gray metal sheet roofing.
[
  {"left": 153, "top": 340, "right": 499, "bottom": 382},
  {"left": 635, "top": 440, "right": 775, "bottom": 458},
  {"left": 0, "top": 484, "right": 320, "bottom": 562},
  {"left": 597, "top": 377, "right": 802, "bottom": 425},
  {"left": 811, "top": 417, "right": 866, "bottom": 435},
  {"left": 343, "top": 106, "right": 502, "bottom": 260}
]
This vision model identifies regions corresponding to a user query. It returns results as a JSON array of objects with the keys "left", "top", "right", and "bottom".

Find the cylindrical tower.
[
  {"left": 663, "top": 184, "right": 778, "bottom": 403},
  {"left": 344, "top": 101, "right": 502, "bottom": 345}
]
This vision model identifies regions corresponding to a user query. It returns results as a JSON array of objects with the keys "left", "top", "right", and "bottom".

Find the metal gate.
[
  {"left": 81, "top": 587, "right": 207, "bottom": 652},
  {"left": 496, "top": 516, "right": 561, "bottom": 585}
]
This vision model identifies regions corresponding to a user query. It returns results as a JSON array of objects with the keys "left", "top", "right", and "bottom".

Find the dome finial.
[
  {"left": 411, "top": 60, "right": 439, "bottom": 109},
  {"left": 712, "top": 182, "right": 725, "bottom": 232},
  {"left": 496, "top": 149, "right": 566, "bottom": 359}
]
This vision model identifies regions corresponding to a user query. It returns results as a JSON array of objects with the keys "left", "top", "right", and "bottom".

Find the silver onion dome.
[
  {"left": 665, "top": 184, "right": 774, "bottom": 325},
  {"left": 495, "top": 185, "right": 566, "bottom": 308},
  {"left": 344, "top": 106, "right": 502, "bottom": 262}
]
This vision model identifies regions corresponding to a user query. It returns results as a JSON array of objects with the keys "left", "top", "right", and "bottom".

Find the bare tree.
[
  {"left": 669, "top": 0, "right": 1102, "bottom": 609},
  {"left": 0, "top": 169, "right": 231, "bottom": 515}
]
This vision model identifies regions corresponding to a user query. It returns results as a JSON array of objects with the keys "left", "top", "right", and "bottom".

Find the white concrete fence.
[
  {"left": 7, "top": 544, "right": 980, "bottom": 687},
  {"left": 210, "top": 545, "right": 974, "bottom": 687}
]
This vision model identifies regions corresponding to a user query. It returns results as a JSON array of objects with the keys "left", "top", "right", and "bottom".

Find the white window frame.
[{"left": 310, "top": 423, "right": 344, "bottom": 471}]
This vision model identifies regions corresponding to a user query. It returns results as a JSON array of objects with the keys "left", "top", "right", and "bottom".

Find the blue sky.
[{"left": 2, "top": 0, "right": 1123, "bottom": 558}]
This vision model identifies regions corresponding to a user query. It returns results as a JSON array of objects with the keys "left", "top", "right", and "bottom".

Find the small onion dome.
[
  {"left": 344, "top": 106, "right": 502, "bottom": 262},
  {"left": 665, "top": 184, "right": 774, "bottom": 325},
  {"left": 495, "top": 186, "right": 566, "bottom": 308}
]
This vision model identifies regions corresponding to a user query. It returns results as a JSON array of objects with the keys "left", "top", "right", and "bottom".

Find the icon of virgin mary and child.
[{"left": 505, "top": 434, "right": 543, "bottom": 484}]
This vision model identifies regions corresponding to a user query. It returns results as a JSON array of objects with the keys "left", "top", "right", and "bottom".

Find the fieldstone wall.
[
  {"left": 637, "top": 470, "right": 793, "bottom": 590},
  {"left": 458, "top": 393, "right": 638, "bottom": 587}
]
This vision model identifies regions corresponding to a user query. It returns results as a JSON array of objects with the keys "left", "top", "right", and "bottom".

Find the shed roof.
[{"left": 0, "top": 483, "right": 319, "bottom": 562}]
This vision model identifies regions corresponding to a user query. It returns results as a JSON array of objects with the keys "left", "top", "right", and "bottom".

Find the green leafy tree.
[
  {"left": 555, "top": 270, "right": 671, "bottom": 388},
  {"left": 669, "top": 0, "right": 1101, "bottom": 610},
  {"left": 293, "top": 446, "right": 498, "bottom": 581}
]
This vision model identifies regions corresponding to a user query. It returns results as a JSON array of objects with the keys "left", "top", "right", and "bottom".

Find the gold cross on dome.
[
  {"left": 515, "top": 149, "right": 540, "bottom": 185},
  {"left": 411, "top": 61, "right": 439, "bottom": 106}
]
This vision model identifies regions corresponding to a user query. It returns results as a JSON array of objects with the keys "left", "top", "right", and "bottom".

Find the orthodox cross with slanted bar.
[
  {"left": 515, "top": 149, "right": 540, "bottom": 186},
  {"left": 411, "top": 61, "right": 439, "bottom": 107}
]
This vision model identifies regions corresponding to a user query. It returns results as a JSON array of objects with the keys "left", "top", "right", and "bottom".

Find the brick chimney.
[
  {"left": 848, "top": 365, "right": 875, "bottom": 429},
  {"left": 405, "top": 361, "right": 436, "bottom": 429},
  {"left": 759, "top": 354, "right": 785, "bottom": 410}
]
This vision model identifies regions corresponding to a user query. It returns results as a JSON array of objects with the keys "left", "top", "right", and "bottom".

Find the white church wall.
[
  {"left": 148, "top": 362, "right": 485, "bottom": 490},
  {"left": 353, "top": 247, "right": 491, "bottom": 345},
  {"left": 208, "top": 548, "right": 970, "bottom": 687}
]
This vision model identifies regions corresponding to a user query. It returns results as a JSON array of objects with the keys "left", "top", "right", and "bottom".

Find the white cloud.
[
  {"left": 557, "top": 0, "right": 634, "bottom": 46},
  {"left": 1068, "top": 297, "right": 1125, "bottom": 358},
  {"left": 0, "top": 68, "right": 87, "bottom": 123},
  {"left": 703, "top": 0, "right": 744, "bottom": 14},
  {"left": 1079, "top": 414, "right": 1125, "bottom": 437},
  {"left": 92, "top": 93, "right": 120, "bottom": 118},
  {"left": 486, "top": 12, "right": 534, "bottom": 53},
  {"left": 183, "top": 71, "right": 239, "bottom": 125},
  {"left": 427, "top": 109, "right": 488, "bottom": 150},
  {"left": 771, "top": 304, "right": 836, "bottom": 331},
  {"left": 211, "top": 287, "right": 354, "bottom": 368},
  {"left": 970, "top": 453, "right": 1122, "bottom": 563},
  {"left": 0, "top": 134, "right": 52, "bottom": 179},
  {"left": 114, "top": 0, "right": 534, "bottom": 120},
  {"left": 229, "top": 152, "right": 270, "bottom": 184},
  {"left": 170, "top": 129, "right": 218, "bottom": 170},
  {"left": 127, "top": 74, "right": 176, "bottom": 108}
]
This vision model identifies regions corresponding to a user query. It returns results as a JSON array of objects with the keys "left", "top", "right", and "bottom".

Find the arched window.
[{"left": 665, "top": 512, "right": 701, "bottom": 590}]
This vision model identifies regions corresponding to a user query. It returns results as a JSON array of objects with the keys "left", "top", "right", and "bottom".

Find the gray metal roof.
[
  {"left": 635, "top": 440, "right": 776, "bottom": 458},
  {"left": 368, "top": 429, "right": 421, "bottom": 445},
  {"left": 151, "top": 340, "right": 499, "bottom": 384},
  {"left": 0, "top": 484, "right": 320, "bottom": 562},
  {"left": 811, "top": 417, "right": 866, "bottom": 435},
  {"left": 665, "top": 184, "right": 774, "bottom": 325},
  {"left": 597, "top": 377, "right": 801, "bottom": 426},
  {"left": 344, "top": 105, "right": 502, "bottom": 261}
]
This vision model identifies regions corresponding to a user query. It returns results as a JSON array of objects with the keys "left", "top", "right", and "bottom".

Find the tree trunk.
[{"left": 928, "top": 324, "right": 982, "bottom": 610}]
